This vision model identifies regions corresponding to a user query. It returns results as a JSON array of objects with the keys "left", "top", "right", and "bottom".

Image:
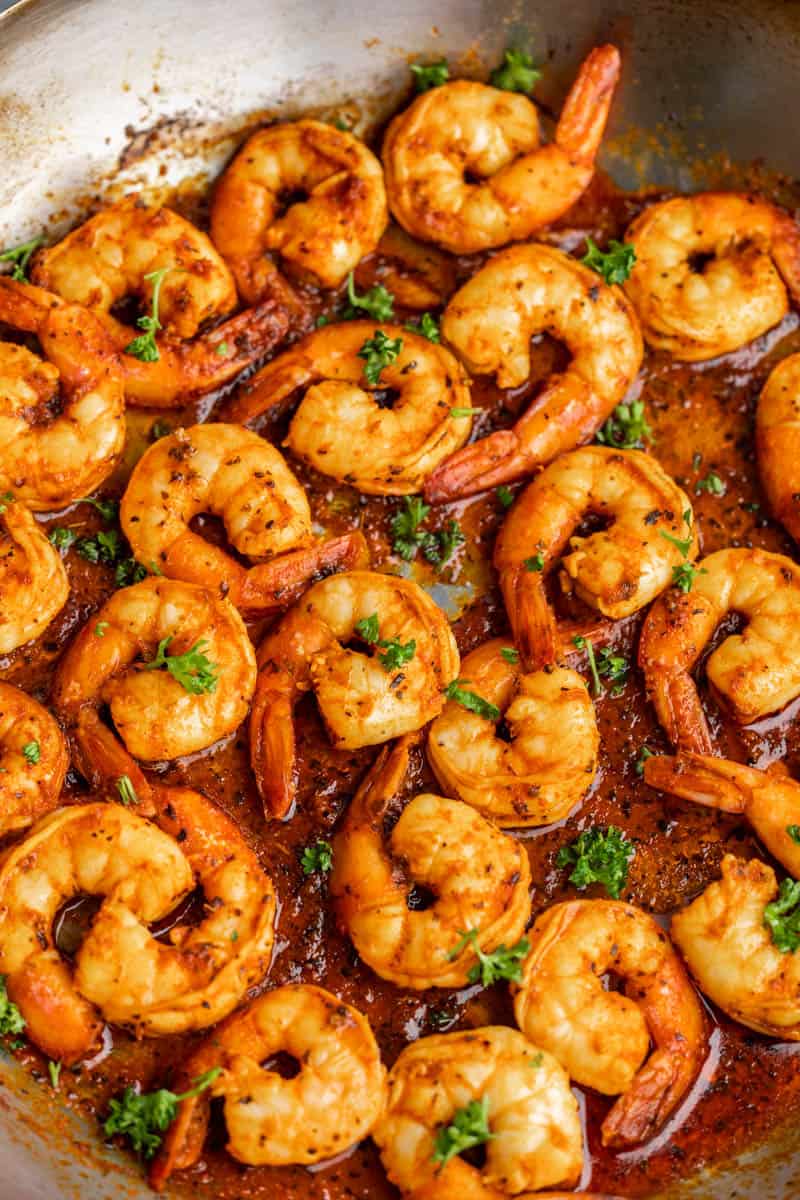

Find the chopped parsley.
[
  {"left": 124, "top": 267, "right": 171, "bottom": 362},
  {"left": 496, "top": 485, "right": 514, "bottom": 510},
  {"left": 0, "top": 977, "right": 25, "bottom": 1037},
  {"left": 0, "top": 236, "right": 43, "bottom": 282},
  {"left": 448, "top": 928, "right": 530, "bottom": 986},
  {"left": 556, "top": 825, "right": 634, "bottom": 898},
  {"left": 390, "top": 497, "right": 464, "bottom": 568},
  {"left": 22, "top": 741, "right": 40, "bottom": 766},
  {"left": 596, "top": 399, "right": 652, "bottom": 450},
  {"left": 581, "top": 237, "right": 637, "bottom": 285},
  {"left": 404, "top": 312, "right": 440, "bottom": 342},
  {"left": 490, "top": 48, "right": 541, "bottom": 93},
  {"left": 410, "top": 59, "right": 450, "bottom": 92},
  {"left": 354, "top": 612, "right": 416, "bottom": 672},
  {"left": 695, "top": 471, "right": 725, "bottom": 496},
  {"left": 142, "top": 636, "right": 219, "bottom": 695},
  {"left": 524, "top": 553, "right": 544, "bottom": 572},
  {"left": 300, "top": 840, "right": 334, "bottom": 876},
  {"left": 342, "top": 272, "right": 395, "bottom": 322},
  {"left": 444, "top": 679, "right": 500, "bottom": 721},
  {"left": 116, "top": 776, "right": 138, "bottom": 806},
  {"left": 358, "top": 330, "right": 402, "bottom": 385},
  {"left": 764, "top": 878, "right": 800, "bottom": 953},
  {"left": 500, "top": 646, "right": 519, "bottom": 664},
  {"left": 103, "top": 1068, "right": 221, "bottom": 1159}
]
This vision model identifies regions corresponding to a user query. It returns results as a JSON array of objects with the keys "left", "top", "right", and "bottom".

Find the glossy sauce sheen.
[{"left": 4, "top": 164, "right": 800, "bottom": 1198}]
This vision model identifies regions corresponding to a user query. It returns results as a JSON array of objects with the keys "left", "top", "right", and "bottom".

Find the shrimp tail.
[
  {"left": 0, "top": 277, "right": 57, "bottom": 330},
  {"left": 502, "top": 568, "right": 558, "bottom": 670},
  {"left": 554, "top": 45, "right": 621, "bottom": 163},
  {"left": 600, "top": 1042, "right": 695, "bottom": 1148},
  {"left": 249, "top": 665, "right": 298, "bottom": 820},
  {"left": 237, "top": 531, "right": 370, "bottom": 615},
  {"left": 349, "top": 734, "right": 417, "bottom": 827},
  {"left": 646, "top": 671, "right": 714, "bottom": 755},
  {"left": 7, "top": 954, "right": 103, "bottom": 1067},
  {"left": 644, "top": 752, "right": 752, "bottom": 814},
  {"left": 148, "top": 1067, "right": 216, "bottom": 1191},
  {"left": 73, "top": 709, "right": 156, "bottom": 815},
  {"left": 423, "top": 429, "right": 529, "bottom": 502}
]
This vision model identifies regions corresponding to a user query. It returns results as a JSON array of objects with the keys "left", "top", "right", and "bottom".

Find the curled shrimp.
[
  {"left": 329, "top": 735, "right": 531, "bottom": 989},
  {"left": 512, "top": 899, "right": 706, "bottom": 1148},
  {"left": 671, "top": 854, "right": 800, "bottom": 1039},
  {"left": 623, "top": 193, "right": 800, "bottom": 360},
  {"left": 149, "top": 984, "right": 386, "bottom": 1189},
  {"left": 0, "top": 786, "right": 275, "bottom": 1063},
  {"left": 249, "top": 570, "right": 459, "bottom": 817},
  {"left": 210, "top": 120, "right": 387, "bottom": 298},
  {"left": 371, "top": 224, "right": 457, "bottom": 310},
  {"left": 0, "top": 682, "right": 68, "bottom": 837},
  {"left": 372, "top": 1027, "right": 583, "bottom": 1197},
  {"left": 31, "top": 196, "right": 288, "bottom": 406},
  {"left": 756, "top": 352, "right": 800, "bottom": 542},
  {"left": 0, "top": 279, "right": 124, "bottom": 510},
  {"left": 427, "top": 638, "right": 598, "bottom": 827},
  {"left": 120, "top": 423, "right": 368, "bottom": 615},
  {"left": 51, "top": 577, "right": 256, "bottom": 771},
  {"left": 494, "top": 447, "right": 695, "bottom": 669},
  {"left": 423, "top": 244, "right": 643, "bottom": 502},
  {"left": 0, "top": 497, "right": 68, "bottom": 655},
  {"left": 382, "top": 45, "right": 621, "bottom": 254},
  {"left": 639, "top": 547, "right": 800, "bottom": 754},
  {"left": 228, "top": 321, "right": 473, "bottom": 495},
  {"left": 645, "top": 752, "right": 800, "bottom": 877}
]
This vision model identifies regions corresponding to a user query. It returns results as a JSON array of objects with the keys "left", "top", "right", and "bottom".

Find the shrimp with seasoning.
[
  {"left": 249, "top": 570, "right": 459, "bottom": 817},
  {"left": 228, "top": 321, "right": 473, "bottom": 495},
  {"left": 671, "top": 854, "right": 800, "bottom": 1039},
  {"left": 149, "top": 984, "right": 385, "bottom": 1189},
  {"left": 427, "top": 638, "right": 598, "bottom": 827},
  {"left": 512, "top": 899, "right": 706, "bottom": 1148},
  {"left": 330, "top": 735, "right": 531, "bottom": 989},
  {"left": 31, "top": 196, "right": 288, "bottom": 406},
  {"left": 0, "top": 786, "right": 275, "bottom": 1064},
  {"left": 0, "top": 279, "right": 125, "bottom": 511},
  {"left": 494, "top": 446, "right": 696, "bottom": 669},
  {"left": 423, "top": 244, "right": 643, "bottom": 502},
  {"left": 372, "top": 1027, "right": 583, "bottom": 1197},
  {"left": 210, "top": 120, "right": 387, "bottom": 299},
  {"left": 382, "top": 45, "right": 620, "bottom": 254},
  {"left": 623, "top": 193, "right": 800, "bottom": 360},
  {"left": 755, "top": 352, "right": 800, "bottom": 542},
  {"left": 0, "top": 497, "right": 68, "bottom": 655},
  {"left": 370, "top": 224, "right": 457, "bottom": 310},
  {"left": 51, "top": 577, "right": 256, "bottom": 781},
  {"left": 0, "top": 682, "right": 68, "bottom": 836},
  {"left": 121, "top": 423, "right": 368, "bottom": 615},
  {"left": 639, "top": 547, "right": 800, "bottom": 754},
  {"left": 645, "top": 752, "right": 800, "bottom": 877}
]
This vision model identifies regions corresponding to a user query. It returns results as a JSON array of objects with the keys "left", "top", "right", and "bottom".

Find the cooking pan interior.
[{"left": 1, "top": 0, "right": 800, "bottom": 1196}]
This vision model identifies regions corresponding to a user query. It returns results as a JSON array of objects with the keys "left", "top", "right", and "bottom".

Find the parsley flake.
[
  {"left": 490, "top": 48, "right": 541, "bottom": 93},
  {"left": 444, "top": 680, "right": 500, "bottom": 721},
  {"left": 432, "top": 1096, "right": 494, "bottom": 1167},
  {"left": 410, "top": 59, "right": 449, "bottom": 92},
  {"left": 0, "top": 236, "right": 43, "bottom": 282},
  {"left": 103, "top": 1068, "right": 221, "bottom": 1159},
  {"left": 142, "top": 636, "right": 219, "bottom": 694},
  {"left": 358, "top": 330, "right": 402, "bottom": 385},
  {"left": 342, "top": 272, "right": 395, "bottom": 321},
  {"left": 301, "top": 840, "right": 334, "bottom": 876},
  {"left": 596, "top": 399, "right": 652, "bottom": 450},
  {"left": 448, "top": 928, "right": 530, "bottom": 986},
  {"left": 582, "top": 237, "right": 637, "bottom": 285},
  {"left": 22, "top": 741, "right": 40, "bottom": 766},
  {"left": 557, "top": 826, "right": 634, "bottom": 898},
  {"left": 124, "top": 267, "right": 171, "bottom": 362}
]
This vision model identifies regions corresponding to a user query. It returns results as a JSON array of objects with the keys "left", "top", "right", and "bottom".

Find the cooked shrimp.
[
  {"left": 120, "top": 423, "right": 369, "bottom": 615},
  {"left": 372, "top": 1027, "right": 583, "bottom": 1197},
  {"left": 382, "top": 45, "right": 620, "bottom": 255},
  {"left": 149, "top": 984, "right": 385, "bottom": 1188},
  {"left": 423, "top": 244, "right": 643, "bottom": 502},
  {"left": 0, "top": 279, "right": 125, "bottom": 510},
  {"left": 51, "top": 577, "right": 256, "bottom": 770},
  {"left": 427, "top": 638, "right": 598, "bottom": 827},
  {"left": 512, "top": 899, "right": 706, "bottom": 1148},
  {"left": 228, "top": 321, "right": 472, "bottom": 495},
  {"left": 494, "top": 447, "right": 695, "bottom": 669},
  {"left": 639, "top": 547, "right": 800, "bottom": 754},
  {"left": 371, "top": 223, "right": 457, "bottom": 309},
  {"left": 623, "top": 193, "right": 800, "bottom": 360},
  {"left": 0, "top": 682, "right": 68, "bottom": 836},
  {"left": 645, "top": 752, "right": 800, "bottom": 877},
  {"left": 756, "top": 353, "right": 800, "bottom": 542},
  {"left": 0, "top": 788, "right": 275, "bottom": 1063},
  {"left": 210, "top": 120, "right": 387, "bottom": 297},
  {"left": 250, "top": 570, "right": 459, "bottom": 817},
  {"left": 0, "top": 497, "right": 68, "bottom": 655},
  {"left": 31, "top": 196, "right": 288, "bottom": 406},
  {"left": 671, "top": 854, "right": 800, "bottom": 1039},
  {"left": 330, "top": 736, "right": 530, "bottom": 989}
]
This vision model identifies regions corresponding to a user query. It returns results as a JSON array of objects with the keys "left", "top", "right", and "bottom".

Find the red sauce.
[{"left": 4, "top": 161, "right": 800, "bottom": 1198}]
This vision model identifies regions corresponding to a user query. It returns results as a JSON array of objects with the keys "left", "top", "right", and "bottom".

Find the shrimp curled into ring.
[
  {"left": 51, "top": 577, "right": 256, "bottom": 776},
  {"left": 0, "top": 788, "right": 276, "bottom": 1063},
  {"left": 427, "top": 638, "right": 599, "bottom": 826},
  {"left": 149, "top": 984, "right": 386, "bottom": 1189},
  {"left": 120, "top": 423, "right": 369, "bottom": 615},
  {"left": 424, "top": 244, "right": 643, "bottom": 502},
  {"left": 330, "top": 736, "right": 531, "bottom": 989},
  {"left": 372, "top": 1027, "right": 583, "bottom": 1197},
  {"left": 0, "top": 279, "right": 125, "bottom": 511},
  {"left": 249, "top": 570, "right": 459, "bottom": 818},
  {"left": 755, "top": 352, "right": 800, "bottom": 542},
  {"left": 623, "top": 193, "right": 800, "bottom": 360},
  {"left": 210, "top": 120, "right": 388, "bottom": 298},
  {"left": 382, "top": 45, "right": 621, "bottom": 255},
  {"left": 31, "top": 197, "right": 289, "bottom": 407},
  {"left": 0, "top": 498, "right": 68, "bottom": 655},
  {"left": 0, "top": 682, "right": 68, "bottom": 836},
  {"left": 512, "top": 899, "right": 707, "bottom": 1148},
  {"left": 671, "top": 854, "right": 800, "bottom": 1040},
  {"left": 638, "top": 547, "right": 800, "bottom": 754},
  {"left": 229, "top": 321, "right": 473, "bottom": 495},
  {"left": 494, "top": 447, "right": 696, "bottom": 669},
  {"left": 644, "top": 752, "right": 800, "bottom": 877}
]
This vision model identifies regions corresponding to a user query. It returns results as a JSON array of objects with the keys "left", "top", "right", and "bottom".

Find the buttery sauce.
[{"left": 3, "top": 162, "right": 800, "bottom": 1198}]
